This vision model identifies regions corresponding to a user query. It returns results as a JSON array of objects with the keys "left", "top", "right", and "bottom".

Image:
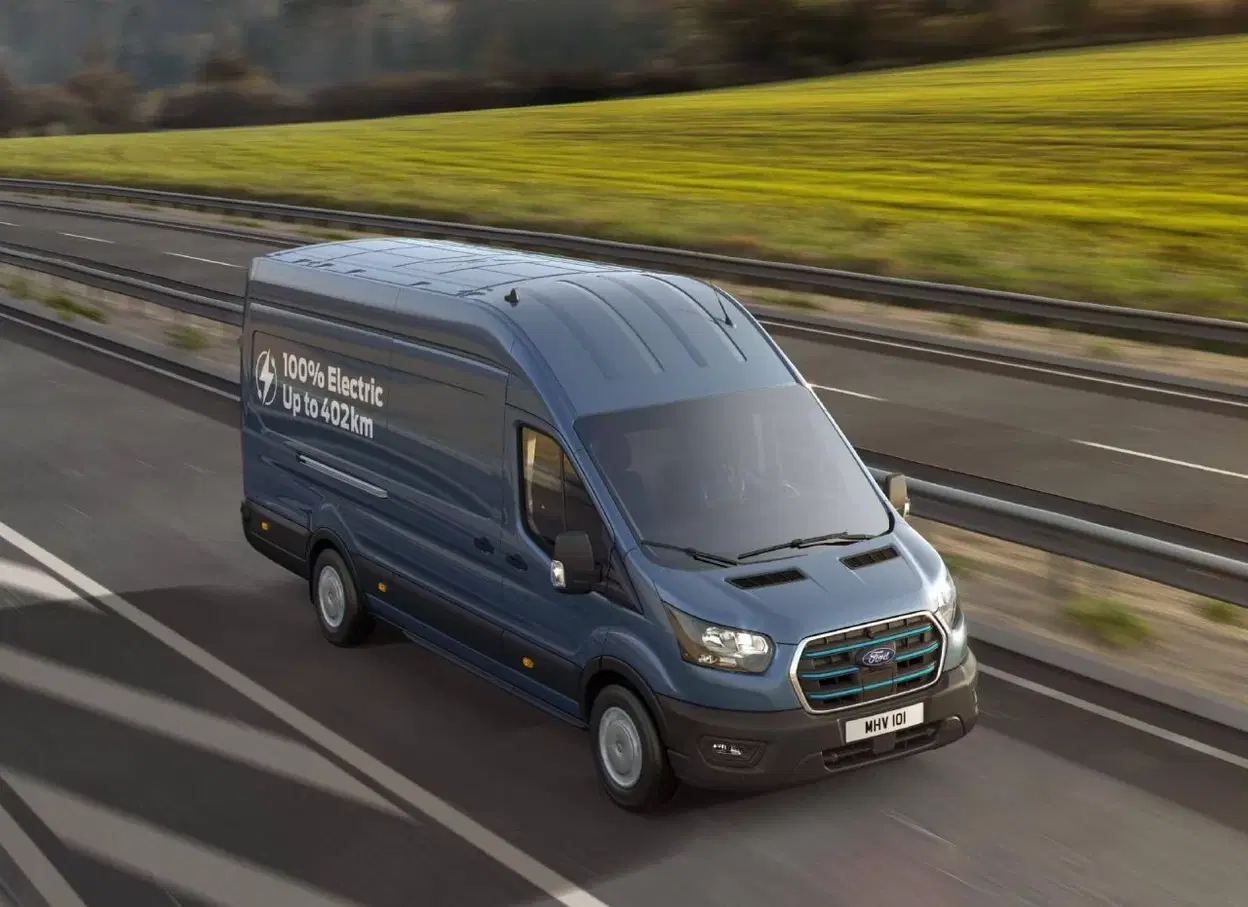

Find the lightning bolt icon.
[{"left": 257, "top": 350, "right": 276, "bottom": 403}]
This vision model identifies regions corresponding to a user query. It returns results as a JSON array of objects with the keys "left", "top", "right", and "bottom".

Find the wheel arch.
[
  {"left": 580, "top": 655, "right": 670, "bottom": 742},
  {"left": 307, "top": 528, "right": 356, "bottom": 580}
]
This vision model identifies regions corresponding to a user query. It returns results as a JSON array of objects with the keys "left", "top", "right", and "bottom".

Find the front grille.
[{"left": 792, "top": 612, "right": 945, "bottom": 713}]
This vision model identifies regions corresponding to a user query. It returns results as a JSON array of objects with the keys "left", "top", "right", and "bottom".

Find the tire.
[
  {"left": 309, "top": 546, "right": 373, "bottom": 647},
  {"left": 589, "top": 684, "right": 678, "bottom": 812}
]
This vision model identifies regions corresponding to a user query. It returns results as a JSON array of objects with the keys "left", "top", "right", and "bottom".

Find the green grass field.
[{"left": 2, "top": 36, "right": 1247, "bottom": 317}]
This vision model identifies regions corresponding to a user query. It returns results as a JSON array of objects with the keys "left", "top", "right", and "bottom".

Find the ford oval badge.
[{"left": 859, "top": 645, "right": 896, "bottom": 668}]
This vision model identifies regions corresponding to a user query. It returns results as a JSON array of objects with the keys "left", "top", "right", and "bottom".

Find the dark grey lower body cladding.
[{"left": 657, "top": 653, "right": 979, "bottom": 792}]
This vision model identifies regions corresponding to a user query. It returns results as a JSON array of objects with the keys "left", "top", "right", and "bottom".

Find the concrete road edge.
[{"left": 969, "top": 615, "right": 1248, "bottom": 734}]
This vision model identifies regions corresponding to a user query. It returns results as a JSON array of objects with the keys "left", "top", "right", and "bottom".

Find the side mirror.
[
  {"left": 883, "top": 473, "right": 910, "bottom": 519},
  {"left": 551, "top": 530, "right": 596, "bottom": 594}
]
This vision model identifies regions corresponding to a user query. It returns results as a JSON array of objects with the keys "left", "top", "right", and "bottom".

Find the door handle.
[
  {"left": 474, "top": 537, "right": 494, "bottom": 554},
  {"left": 506, "top": 554, "right": 527, "bottom": 571}
]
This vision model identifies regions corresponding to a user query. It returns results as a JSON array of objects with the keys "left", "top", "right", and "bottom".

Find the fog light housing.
[{"left": 699, "top": 737, "right": 765, "bottom": 768}]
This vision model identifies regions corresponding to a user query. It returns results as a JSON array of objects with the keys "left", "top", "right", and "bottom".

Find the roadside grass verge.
[
  {"left": 41, "top": 292, "right": 107, "bottom": 323},
  {"left": 1063, "top": 594, "right": 1154, "bottom": 648}
]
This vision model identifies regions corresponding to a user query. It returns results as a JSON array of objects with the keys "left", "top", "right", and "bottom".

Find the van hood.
[{"left": 639, "top": 532, "right": 940, "bottom": 645}]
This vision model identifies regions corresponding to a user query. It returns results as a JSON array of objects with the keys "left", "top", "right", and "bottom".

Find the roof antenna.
[
  {"left": 504, "top": 288, "right": 520, "bottom": 305},
  {"left": 713, "top": 287, "right": 735, "bottom": 327}
]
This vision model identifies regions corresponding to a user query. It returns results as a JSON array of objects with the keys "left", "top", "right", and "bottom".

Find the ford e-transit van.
[{"left": 239, "top": 238, "right": 979, "bottom": 812}]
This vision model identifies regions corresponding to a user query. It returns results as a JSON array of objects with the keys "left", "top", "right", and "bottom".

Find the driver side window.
[{"left": 520, "top": 427, "right": 608, "bottom": 565}]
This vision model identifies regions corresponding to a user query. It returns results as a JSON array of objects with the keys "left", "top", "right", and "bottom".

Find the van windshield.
[{"left": 575, "top": 384, "right": 892, "bottom": 564}]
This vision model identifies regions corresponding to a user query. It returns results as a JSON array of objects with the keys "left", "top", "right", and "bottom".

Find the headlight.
[
  {"left": 931, "top": 566, "right": 962, "bottom": 630},
  {"left": 664, "top": 603, "right": 774, "bottom": 674}
]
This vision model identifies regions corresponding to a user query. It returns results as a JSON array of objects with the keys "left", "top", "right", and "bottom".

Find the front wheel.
[{"left": 589, "top": 685, "right": 678, "bottom": 812}]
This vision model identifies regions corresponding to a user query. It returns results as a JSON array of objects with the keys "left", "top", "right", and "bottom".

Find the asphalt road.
[
  {"left": 2, "top": 199, "right": 1246, "bottom": 543},
  {"left": 3, "top": 287, "right": 1248, "bottom": 906}
]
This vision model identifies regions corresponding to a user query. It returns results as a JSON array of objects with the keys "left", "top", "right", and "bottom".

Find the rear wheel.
[
  {"left": 310, "top": 547, "right": 373, "bottom": 646},
  {"left": 590, "top": 685, "right": 678, "bottom": 812}
]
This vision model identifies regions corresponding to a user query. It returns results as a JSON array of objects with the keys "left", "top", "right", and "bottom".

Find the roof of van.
[
  {"left": 254, "top": 238, "right": 798, "bottom": 415},
  {"left": 260, "top": 236, "right": 638, "bottom": 293}
]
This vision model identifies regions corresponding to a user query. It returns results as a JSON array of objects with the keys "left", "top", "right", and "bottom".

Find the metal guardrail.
[
  {"left": 3, "top": 241, "right": 1247, "bottom": 609},
  {"left": 896, "top": 475, "right": 1248, "bottom": 608},
  {"left": 4, "top": 195, "right": 1246, "bottom": 416},
  {"left": 2, "top": 176, "right": 1247, "bottom": 350},
  {"left": 0, "top": 245, "right": 243, "bottom": 326},
  {"left": 5, "top": 190, "right": 1247, "bottom": 417}
]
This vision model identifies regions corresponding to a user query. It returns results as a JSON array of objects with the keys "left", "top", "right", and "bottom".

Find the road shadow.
[{"left": 37, "top": 578, "right": 1248, "bottom": 901}]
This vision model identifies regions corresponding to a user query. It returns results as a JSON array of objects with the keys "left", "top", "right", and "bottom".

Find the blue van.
[{"left": 239, "top": 238, "right": 979, "bottom": 811}]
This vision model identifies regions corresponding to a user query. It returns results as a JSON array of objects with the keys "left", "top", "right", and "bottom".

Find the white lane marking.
[
  {"left": 811, "top": 383, "right": 885, "bottom": 401},
  {"left": 0, "top": 221, "right": 17, "bottom": 227},
  {"left": 0, "top": 558, "right": 96, "bottom": 611},
  {"left": 759, "top": 319, "right": 1248, "bottom": 412},
  {"left": 881, "top": 807, "right": 956, "bottom": 848},
  {"left": 1, "top": 769, "right": 366, "bottom": 907},
  {"left": 58, "top": 233, "right": 112, "bottom": 244},
  {"left": 1072, "top": 440, "right": 1248, "bottom": 481},
  {"left": 0, "top": 518, "right": 612, "bottom": 907},
  {"left": 0, "top": 645, "right": 406, "bottom": 819},
  {"left": 0, "top": 794, "right": 90, "bottom": 907},
  {"left": 925, "top": 863, "right": 1006, "bottom": 901},
  {"left": 0, "top": 309, "right": 238, "bottom": 401},
  {"left": 165, "top": 252, "right": 243, "bottom": 269},
  {"left": 981, "top": 665, "right": 1248, "bottom": 772}
]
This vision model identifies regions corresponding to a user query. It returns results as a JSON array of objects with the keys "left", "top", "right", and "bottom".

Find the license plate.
[{"left": 844, "top": 702, "right": 925, "bottom": 743}]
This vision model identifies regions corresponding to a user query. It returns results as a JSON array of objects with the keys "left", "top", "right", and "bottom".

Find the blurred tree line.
[{"left": 1, "top": 0, "right": 1245, "bottom": 136}]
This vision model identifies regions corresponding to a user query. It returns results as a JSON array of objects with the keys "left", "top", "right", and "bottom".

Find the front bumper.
[{"left": 658, "top": 648, "right": 979, "bottom": 791}]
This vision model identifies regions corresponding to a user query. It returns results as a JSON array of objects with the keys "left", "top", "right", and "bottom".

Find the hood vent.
[
  {"left": 728, "top": 568, "right": 807, "bottom": 590},
  {"left": 840, "top": 546, "right": 900, "bottom": 571}
]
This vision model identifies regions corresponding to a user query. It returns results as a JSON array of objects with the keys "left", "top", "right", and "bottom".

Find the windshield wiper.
[
  {"left": 737, "top": 531, "right": 880, "bottom": 561},
  {"left": 638, "top": 539, "right": 738, "bottom": 567}
]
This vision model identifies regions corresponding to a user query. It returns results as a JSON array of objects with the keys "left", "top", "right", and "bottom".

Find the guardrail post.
[{"left": 1048, "top": 549, "right": 1071, "bottom": 602}]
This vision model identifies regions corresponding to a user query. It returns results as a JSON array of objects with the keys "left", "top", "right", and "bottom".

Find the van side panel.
[
  {"left": 369, "top": 337, "right": 508, "bottom": 661},
  {"left": 241, "top": 294, "right": 397, "bottom": 572}
]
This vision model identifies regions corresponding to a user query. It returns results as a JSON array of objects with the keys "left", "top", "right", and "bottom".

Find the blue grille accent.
[
  {"left": 803, "top": 624, "right": 934, "bottom": 659},
  {"left": 808, "top": 664, "right": 937, "bottom": 701},
  {"left": 793, "top": 613, "right": 945, "bottom": 713},
  {"left": 800, "top": 665, "right": 861, "bottom": 681}
]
